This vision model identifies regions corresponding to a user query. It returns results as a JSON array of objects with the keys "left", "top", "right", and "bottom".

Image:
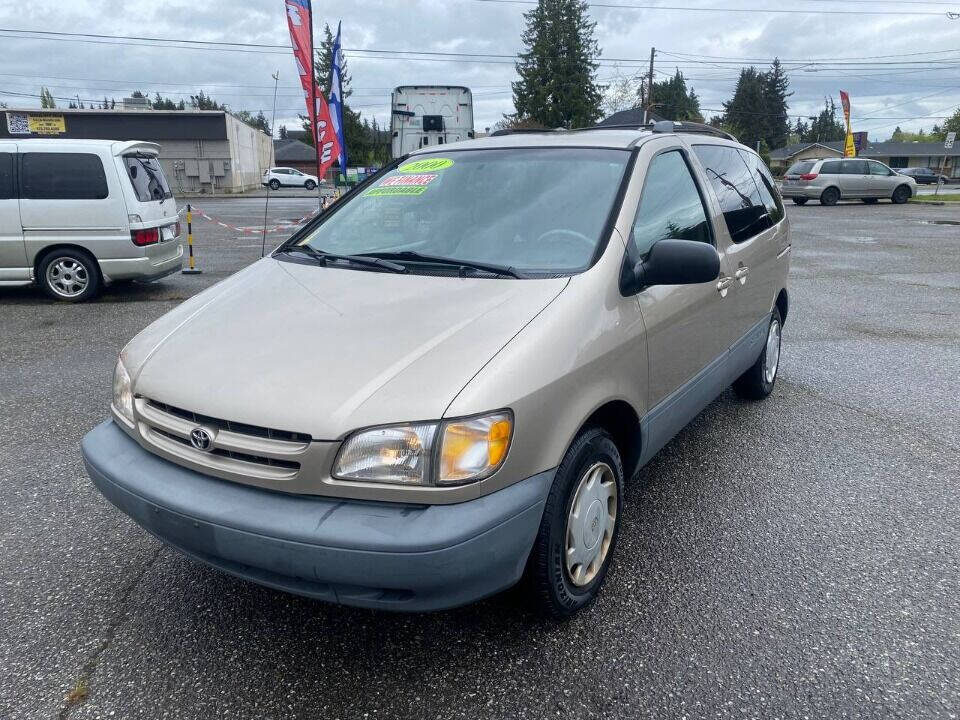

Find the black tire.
[
  {"left": 733, "top": 306, "right": 782, "bottom": 400},
  {"left": 820, "top": 187, "right": 840, "bottom": 206},
  {"left": 304, "top": 180, "right": 317, "bottom": 191},
  {"left": 37, "top": 248, "right": 101, "bottom": 302},
  {"left": 862, "top": 198, "right": 879, "bottom": 204},
  {"left": 269, "top": 179, "right": 281, "bottom": 190},
  {"left": 525, "top": 427, "right": 624, "bottom": 619},
  {"left": 791, "top": 197, "right": 808, "bottom": 206},
  {"left": 892, "top": 184, "right": 912, "bottom": 204}
]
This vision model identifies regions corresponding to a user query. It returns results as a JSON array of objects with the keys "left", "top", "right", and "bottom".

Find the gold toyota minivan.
[{"left": 82, "top": 122, "right": 791, "bottom": 617}]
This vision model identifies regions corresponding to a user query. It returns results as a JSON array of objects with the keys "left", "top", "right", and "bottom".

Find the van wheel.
[
  {"left": 791, "top": 198, "right": 808, "bottom": 205},
  {"left": 820, "top": 187, "right": 840, "bottom": 206},
  {"left": 525, "top": 427, "right": 623, "bottom": 619},
  {"left": 38, "top": 249, "right": 101, "bottom": 302},
  {"left": 733, "top": 307, "right": 782, "bottom": 400},
  {"left": 892, "top": 185, "right": 912, "bottom": 204},
  {"left": 269, "top": 179, "right": 281, "bottom": 190},
  {"left": 862, "top": 198, "right": 879, "bottom": 204},
  {"left": 304, "top": 180, "right": 317, "bottom": 191}
]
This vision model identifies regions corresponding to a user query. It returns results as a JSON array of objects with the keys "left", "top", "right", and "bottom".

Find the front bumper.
[{"left": 82, "top": 421, "right": 553, "bottom": 611}]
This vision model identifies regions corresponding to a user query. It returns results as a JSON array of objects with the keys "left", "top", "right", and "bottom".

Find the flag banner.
[
  {"left": 839, "top": 90, "right": 856, "bottom": 158},
  {"left": 330, "top": 21, "right": 348, "bottom": 177},
  {"left": 285, "top": 0, "right": 340, "bottom": 177}
]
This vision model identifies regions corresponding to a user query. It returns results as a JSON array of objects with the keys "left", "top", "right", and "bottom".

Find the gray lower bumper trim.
[{"left": 82, "top": 421, "right": 553, "bottom": 611}]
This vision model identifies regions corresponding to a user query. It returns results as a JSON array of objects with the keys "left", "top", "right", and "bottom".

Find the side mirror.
[{"left": 621, "top": 239, "right": 721, "bottom": 295}]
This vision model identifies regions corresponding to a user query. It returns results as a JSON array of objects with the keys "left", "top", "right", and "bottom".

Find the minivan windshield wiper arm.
[
  {"left": 364, "top": 251, "right": 525, "bottom": 279},
  {"left": 280, "top": 245, "right": 407, "bottom": 273}
]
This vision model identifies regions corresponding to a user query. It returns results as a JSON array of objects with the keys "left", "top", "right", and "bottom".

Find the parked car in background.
[
  {"left": 262, "top": 167, "right": 321, "bottom": 190},
  {"left": 897, "top": 167, "right": 949, "bottom": 185},
  {"left": 0, "top": 139, "right": 182, "bottom": 302},
  {"left": 83, "top": 122, "right": 790, "bottom": 618},
  {"left": 781, "top": 158, "right": 916, "bottom": 206}
]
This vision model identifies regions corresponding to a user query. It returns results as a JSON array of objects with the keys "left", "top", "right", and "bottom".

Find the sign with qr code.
[{"left": 5, "top": 112, "right": 66, "bottom": 135}]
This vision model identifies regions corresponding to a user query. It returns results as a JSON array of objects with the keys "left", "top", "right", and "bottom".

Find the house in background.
[
  {"left": 771, "top": 139, "right": 959, "bottom": 178},
  {"left": 272, "top": 137, "right": 320, "bottom": 175}
]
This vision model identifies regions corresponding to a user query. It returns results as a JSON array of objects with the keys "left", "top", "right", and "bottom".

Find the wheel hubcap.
[
  {"left": 565, "top": 462, "right": 617, "bottom": 587},
  {"left": 46, "top": 258, "right": 89, "bottom": 298},
  {"left": 764, "top": 318, "right": 781, "bottom": 384}
]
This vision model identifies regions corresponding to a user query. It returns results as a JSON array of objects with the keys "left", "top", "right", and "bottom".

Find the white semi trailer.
[{"left": 390, "top": 86, "right": 474, "bottom": 158}]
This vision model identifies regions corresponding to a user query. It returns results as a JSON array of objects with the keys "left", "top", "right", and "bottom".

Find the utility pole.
[{"left": 645, "top": 47, "right": 656, "bottom": 125}]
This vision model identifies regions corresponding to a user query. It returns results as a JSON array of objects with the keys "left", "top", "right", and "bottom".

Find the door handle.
[
  {"left": 716, "top": 276, "right": 733, "bottom": 298},
  {"left": 735, "top": 266, "right": 750, "bottom": 285}
]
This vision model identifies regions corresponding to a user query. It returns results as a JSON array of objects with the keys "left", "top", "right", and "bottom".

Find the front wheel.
[
  {"left": 268, "top": 179, "right": 281, "bottom": 190},
  {"left": 791, "top": 197, "right": 808, "bottom": 206},
  {"left": 525, "top": 427, "right": 623, "bottom": 619},
  {"left": 304, "top": 180, "right": 317, "bottom": 191},
  {"left": 820, "top": 187, "right": 840, "bottom": 206},
  {"left": 892, "top": 185, "right": 912, "bottom": 204},
  {"left": 733, "top": 307, "right": 782, "bottom": 400}
]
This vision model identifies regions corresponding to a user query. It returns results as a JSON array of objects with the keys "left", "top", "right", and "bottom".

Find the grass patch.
[
  {"left": 65, "top": 678, "right": 88, "bottom": 705},
  {"left": 911, "top": 194, "right": 960, "bottom": 203}
]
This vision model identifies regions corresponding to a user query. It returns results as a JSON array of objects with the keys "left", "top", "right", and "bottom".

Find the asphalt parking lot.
[{"left": 1, "top": 197, "right": 958, "bottom": 719}]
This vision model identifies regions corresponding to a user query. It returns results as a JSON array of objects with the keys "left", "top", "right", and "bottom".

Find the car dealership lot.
[{"left": 1, "top": 199, "right": 958, "bottom": 719}]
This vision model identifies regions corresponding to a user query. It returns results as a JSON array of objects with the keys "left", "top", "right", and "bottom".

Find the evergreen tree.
[
  {"left": 279, "top": 125, "right": 289, "bottom": 140},
  {"left": 190, "top": 91, "right": 227, "bottom": 111},
  {"left": 510, "top": 0, "right": 603, "bottom": 128},
  {"left": 642, "top": 69, "right": 702, "bottom": 121},
  {"left": 39, "top": 87, "right": 57, "bottom": 108},
  {"left": 722, "top": 68, "right": 767, "bottom": 148},
  {"left": 802, "top": 97, "right": 846, "bottom": 143},
  {"left": 762, "top": 59, "right": 792, "bottom": 149}
]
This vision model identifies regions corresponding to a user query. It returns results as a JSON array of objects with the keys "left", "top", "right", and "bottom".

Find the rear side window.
[
  {"left": 740, "top": 150, "right": 784, "bottom": 225},
  {"left": 0, "top": 153, "right": 14, "bottom": 199},
  {"left": 820, "top": 160, "right": 842, "bottom": 174},
  {"left": 21, "top": 153, "right": 108, "bottom": 200},
  {"left": 868, "top": 162, "right": 892, "bottom": 176},
  {"left": 124, "top": 154, "right": 172, "bottom": 202},
  {"left": 786, "top": 161, "right": 814, "bottom": 175},
  {"left": 630, "top": 150, "right": 712, "bottom": 257},
  {"left": 841, "top": 160, "right": 868, "bottom": 175},
  {"left": 693, "top": 145, "right": 771, "bottom": 243}
]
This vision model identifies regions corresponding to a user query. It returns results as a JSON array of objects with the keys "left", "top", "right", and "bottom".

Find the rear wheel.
[
  {"left": 892, "top": 185, "right": 912, "bottom": 204},
  {"left": 38, "top": 249, "right": 101, "bottom": 302},
  {"left": 269, "top": 179, "right": 281, "bottom": 190},
  {"left": 791, "top": 197, "right": 808, "bottom": 206},
  {"left": 820, "top": 187, "right": 840, "bottom": 206},
  {"left": 305, "top": 180, "right": 317, "bottom": 191},
  {"left": 526, "top": 427, "right": 623, "bottom": 619},
  {"left": 862, "top": 198, "right": 879, "bottom": 204},
  {"left": 733, "top": 307, "right": 782, "bottom": 400}
]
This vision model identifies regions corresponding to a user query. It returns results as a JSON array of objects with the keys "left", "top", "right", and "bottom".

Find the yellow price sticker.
[{"left": 398, "top": 157, "right": 454, "bottom": 173}]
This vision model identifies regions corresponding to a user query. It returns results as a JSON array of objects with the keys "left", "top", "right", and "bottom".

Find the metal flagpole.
[
  {"left": 308, "top": 1, "right": 322, "bottom": 211},
  {"left": 261, "top": 71, "right": 280, "bottom": 258}
]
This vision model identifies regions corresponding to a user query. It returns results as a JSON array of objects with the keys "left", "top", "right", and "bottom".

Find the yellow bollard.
[{"left": 181, "top": 203, "right": 202, "bottom": 275}]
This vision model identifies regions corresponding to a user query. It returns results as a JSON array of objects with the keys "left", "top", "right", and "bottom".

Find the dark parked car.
[{"left": 898, "top": 167, "right": 949, "bottom": 185}]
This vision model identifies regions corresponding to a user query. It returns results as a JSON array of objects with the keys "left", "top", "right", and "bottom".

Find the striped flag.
[{"left": 329, "top": 22, "right": 348, "bottom": 177}]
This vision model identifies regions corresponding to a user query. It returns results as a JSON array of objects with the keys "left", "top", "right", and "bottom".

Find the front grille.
[
  {"left": 147, "top": 400, "right": 311, "bottom": 443},
  {"left": 135, "top": 397, "right": 311, "bottom": 482}
]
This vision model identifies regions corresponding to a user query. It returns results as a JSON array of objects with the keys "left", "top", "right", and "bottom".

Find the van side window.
[
  {"left": 869, "top": 161, "right": 892, "bottom": 176},
  {"left": 0, "top": 153, "right": 14, "bottom": 199},
  {"left": 22, "top": 153, "right": 108, "bottom": 200},
  {"left": 840, "top": 160, "right": 868, "bottom": 175},
  {"left": 739, "top": 150, "right": 784, "bottom": 224},
  {"left": 820, "top": 160, "right": 842, "bottom": 174},
  {"left": 630, "top": 150, "right": 712, "bottom": 258},
  {"left": 692, "top": 145, "right": 771, "bottom": 243}
]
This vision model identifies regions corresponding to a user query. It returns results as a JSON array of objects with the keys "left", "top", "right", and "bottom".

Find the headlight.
[
  {"left": 112, "top": 356, "right": 134, "bottom": 423},
  {"left": 332, "top": 411, "right": 513, "bottom": 486}
]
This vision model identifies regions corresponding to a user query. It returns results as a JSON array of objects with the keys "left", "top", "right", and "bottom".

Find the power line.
[{"left": 471, "top": 0, "right": 960, "bottom": 17}]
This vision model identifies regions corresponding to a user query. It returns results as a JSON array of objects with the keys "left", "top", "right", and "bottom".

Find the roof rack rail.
[
  {"left": 489, "top": 127, "right": 560, "bottom": 137},
  {"left": 651, "top": 120, "right": 737, "bottom": 142}
]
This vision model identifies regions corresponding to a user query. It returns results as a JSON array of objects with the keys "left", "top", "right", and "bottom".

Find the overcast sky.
[{"left": 1, "top": 0, "right": 959, "bottom": 143}]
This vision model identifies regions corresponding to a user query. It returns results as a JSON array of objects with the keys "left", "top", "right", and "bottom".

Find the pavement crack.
[{"left": 57, "top": 543, "right": 164, "bottom": 720}]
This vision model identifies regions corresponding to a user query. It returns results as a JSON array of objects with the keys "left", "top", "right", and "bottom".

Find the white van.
[{"left": 0, "top": 139, "right": 182, "bottom": 302}]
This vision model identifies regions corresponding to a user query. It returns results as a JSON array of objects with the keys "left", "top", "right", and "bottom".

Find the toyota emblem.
[{"left": 189, "top": 427, "right": 214, "bottom": 451}]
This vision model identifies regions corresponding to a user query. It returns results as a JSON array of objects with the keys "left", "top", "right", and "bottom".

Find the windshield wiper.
[
  {"left": 364, "top": 251, "right": 525, "bottom": 279},
  {"left": 280, "top": 245, "right": 407, "bottom": 273}
]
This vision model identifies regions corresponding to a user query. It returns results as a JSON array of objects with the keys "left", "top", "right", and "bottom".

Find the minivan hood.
[{"left": 131, "top": 258, "right": 568, "bottom": 439}]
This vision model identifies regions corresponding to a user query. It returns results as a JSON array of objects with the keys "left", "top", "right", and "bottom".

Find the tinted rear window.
[
  {"left": 0, "top": 153, "right": 13, "bottom": 199},
  {"left": 22, "top": 153, "right": 108, "bottom": 200},
  {"left": 693, "top": 145, "right": 772, "bottom": 243},
  {"left": 786, "top": 161, "right": 814, "bottom": 175},
  {"left": 124, "top": 154, "right": 172, "bottom": 201},
  {"left": 820, "top": 160, "right": 843, "bottom": 174}
]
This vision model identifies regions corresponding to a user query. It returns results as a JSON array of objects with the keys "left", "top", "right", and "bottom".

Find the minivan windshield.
[
  {"left": 124, "top": 153, "right": 173, "bottom": 202},
  {"left": 294, "top": 148, "right": 630, "bottom": 275}
]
